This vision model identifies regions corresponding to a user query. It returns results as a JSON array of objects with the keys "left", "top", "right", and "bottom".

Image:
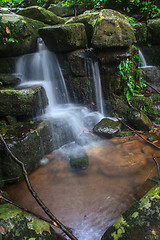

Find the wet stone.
[{"left": 93, "top": 118, "right": 122, "bottom": 138}]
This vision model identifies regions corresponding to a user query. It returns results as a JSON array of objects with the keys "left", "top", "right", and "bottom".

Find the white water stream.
[{"left": 16, "top": 41, "right": 104, "bottom": 150}]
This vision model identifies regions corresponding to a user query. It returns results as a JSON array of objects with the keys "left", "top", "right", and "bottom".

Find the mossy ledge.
[
  {"left": 102, "top": 181, "right": 160, "bottom": 240},
  {"left": 0, "top": 203, "right": 57, "bottom": 239}
]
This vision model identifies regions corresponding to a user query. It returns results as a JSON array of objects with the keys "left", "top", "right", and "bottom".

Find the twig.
[
  {"left": 144, "top": 81, "right": 160, "bottom": 95},
  {"left": 112, "top": 113, "right": 160, "bottom": 150},
  {"left": 0, "top": 134, "right": 78, "bottom": 240},
  {"left": 152, "top": 154, "right": 160, "bottom": 179}
]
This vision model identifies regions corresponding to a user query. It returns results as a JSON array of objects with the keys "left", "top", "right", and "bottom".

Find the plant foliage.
[{"left": 118, "top": 58, "right": 146, "bottom": 106}]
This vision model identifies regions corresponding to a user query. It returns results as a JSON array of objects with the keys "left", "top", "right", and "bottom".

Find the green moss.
[
  {"left": 0, "top": 204, "right": 56, "bottom": 239},
  {"left": 139, "top": 183, "right": 160, "bottom": 210},
  {"left": 24, "top": 212, "right": 51, "bottom": 234},
  {"left": 131, "top": 212, "right": 139, "bottom": 219},
  {"left": 111, "top": 217, "right": 129, "bottom": 240},
  {"left": 0, "top": 204, "right": 22, "bottom": 220}
]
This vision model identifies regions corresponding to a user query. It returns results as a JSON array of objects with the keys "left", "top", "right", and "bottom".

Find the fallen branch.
[
  {"left": 152, "top": 154, "right": 160, "bottom": 179},
  {"left": 144, "top": 81, "right": 160, "bottom": 95},
  {"left": 0, "top": 134, "right": 78, "bottom": 240},
  {"left": 112, "top": 113, "right": 160, "bottom": 150}
]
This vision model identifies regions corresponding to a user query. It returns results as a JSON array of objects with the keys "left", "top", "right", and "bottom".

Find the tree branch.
[{"left": 0, "top": 134, "right": 78, "bottom": 240}]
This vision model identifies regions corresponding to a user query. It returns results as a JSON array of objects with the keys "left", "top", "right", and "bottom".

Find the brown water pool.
[{"left": 5, "top": 136, "right": 159, "bottom": 240}]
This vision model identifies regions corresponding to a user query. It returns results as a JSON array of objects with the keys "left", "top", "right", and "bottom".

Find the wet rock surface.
[{"left": 93, "top": 118, "right": 122, "bottom": 138}]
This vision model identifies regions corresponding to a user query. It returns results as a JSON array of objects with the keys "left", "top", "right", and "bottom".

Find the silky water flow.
[{"left": 8, "top": 41, "right": 158, "bottom": 240}]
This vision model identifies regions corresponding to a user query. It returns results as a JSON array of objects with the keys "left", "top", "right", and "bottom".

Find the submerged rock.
[
  {"left": 39, "top": 23, "right": 87, "bottom": 53},
  {"left": 0, "top": 13, "right": 46, "bottom": 57},
  {"left": 0, "top": 86, "right": 48, "bottom": 118},
  {"left": 70, "top": 152, "right": 89, "bottom": 170},
  {"left": 102, "top": 181, "right": 160, "bottom": 240},
  {"left": 17, "top": 6, "right": 66, "bottom": 25},
  {"left": 0, "top": 203, "right": 57, "bottom": 240},
  {"left": 93, "top": 118, "right": 121, "bottom": 138}
]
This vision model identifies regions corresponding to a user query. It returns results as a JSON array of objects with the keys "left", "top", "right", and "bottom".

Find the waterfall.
[
  {"left": 91, "top": 60, "right": 104, "bottom": 115},
  {"left": 85, "top": 57, "right": 105, "bottom": 115},
  {"left": 138, "top": 49, "right": 147, "bottom": 67},
  {"left": 16, "top": 40, "right": 104, "bottom": 150}
]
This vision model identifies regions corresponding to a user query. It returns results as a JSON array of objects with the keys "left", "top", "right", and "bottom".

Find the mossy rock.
[
  {"left": 102, "top": 181, "right": 160, "bottom": 240},
  {"left": 0, "top": 57, "right": 17, "bottom": 74},
  {"left": 91, "top": 9, "right": 136, "bottom": 49},
  {"left": 147, "top": 18, "right": 160, "bottom": 45},
  {"left": 0, "top": 74, "right": 21, "bottom": 87},
  {"left": 68, "top": 76, "right": 94, "bottom": 104},
  {"left": 48, "top": 3, "right": 75, "bottom": 17},
  {"left": 66, "top": 11, "right": 99, "bottom": 45},
  {"left": 93, "top": 118, "right": 122, "bottom": 138},
  {"left": 17, "top": 6, "right": 66, "bottom": 25},
  {"left": 0, "top": 13, "right": 46, "bottom": 57},
  {"left": 133, "top": 22, "right": 147, "bottom": 44},
  {"left": 0, "top": 121, "right": 54, "bottom": 182},
  {"left": 0, "top": 86, "right": 48, "bottom": 118},
  {"left": 39, "top": 23, "right": 87, "bottom": 53},
  {"left": 127, "top": 110, "right": 152, "bottom": 131},
  {"left": 0, "top": 203, "right": 57, "bottom": 240}
]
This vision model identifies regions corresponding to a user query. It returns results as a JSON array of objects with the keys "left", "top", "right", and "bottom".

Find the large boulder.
[
  {"left": 0, "top": 86, "right": 48, "bottom": 118},
  {"left": 147, "top": 18, "right": 160, "bottom": 45},
  {"left": 17, "top": 6, "right": 66, "bottom": 25},
  {"left": 39, "top": 23, "right": 87, "bottom": 53},
  {"left": 0, "top": 13, "right": 46, "bottom": 57},
  {"left": 0, "top": 203, "right": 57, "bottom": 240},
  {"left": 91, "top": 9, "right": 136, "bottom": 48},
  {"left": 66, "top": 9, "right": 136, "bottom": 49}
]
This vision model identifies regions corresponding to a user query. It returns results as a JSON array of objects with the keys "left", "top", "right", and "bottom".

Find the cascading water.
[
  {"left": 85, "top": 55, "right": 105, "bottom": 115},
  {"left": 138, "top": 48, "right": 147, "bottom": 67},
  {"left": 16, "top": 40, "right": 104, "bottom": 151}
]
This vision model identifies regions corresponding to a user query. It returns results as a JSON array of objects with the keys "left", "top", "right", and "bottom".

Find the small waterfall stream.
[{"left": 16, "top": 41, "right": 104, "bottom": 150}]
